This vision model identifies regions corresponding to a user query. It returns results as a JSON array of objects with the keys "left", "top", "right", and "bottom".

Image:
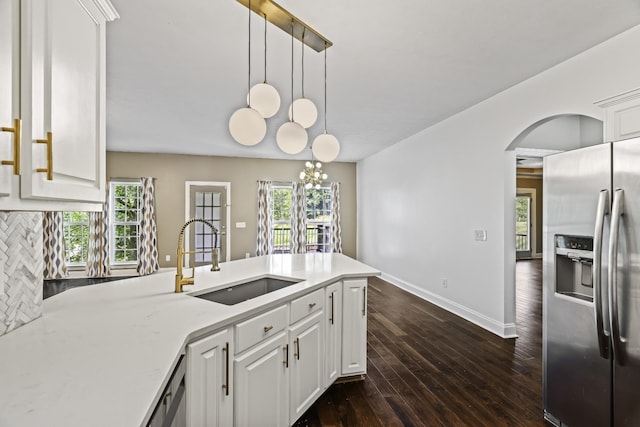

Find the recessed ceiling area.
[{"left": 106, "top": 0, "right": 640, "bottom": 162}]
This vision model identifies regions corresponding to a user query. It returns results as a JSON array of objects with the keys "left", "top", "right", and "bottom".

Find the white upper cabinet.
[
  {"left": 597, "top": 88, "right": 640, "bottom": 143},
  {"left": 0, "top": 0, "right": 118, "bottom": 211},
  {"left": 0, "top": 0, "right": 19, "bottom": 197}
]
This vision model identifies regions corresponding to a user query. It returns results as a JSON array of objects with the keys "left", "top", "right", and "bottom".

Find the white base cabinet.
[
  {"left": 325, "top": 281, "right": 342, "bottom": 386},
  {"left": 186, "top": 328, "right": 233, "bottom": 427},
  {"left": 234, "top": 332, "right": 289, "bottom": 427},
  {"left": 289, "top": 310, "right": 324, "bottom": 422},
  {"left": 178, "top": 277, "right": 369, "bottom": 427},
  {"left": 342, "top": 279, "right": 368, "bottom": 375}
]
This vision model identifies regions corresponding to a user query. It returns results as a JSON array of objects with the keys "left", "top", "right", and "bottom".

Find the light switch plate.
[
  {"left": 236, "top": 222, "right": 246, "bottom": 229},
  {"left": 474, "top": 229, "right": 487, "bottom": 241}
]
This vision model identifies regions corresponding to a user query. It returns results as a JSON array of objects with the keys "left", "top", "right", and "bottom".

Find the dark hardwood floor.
[{"left": 294, "top": 259, "right": 544, "bottom": 427}]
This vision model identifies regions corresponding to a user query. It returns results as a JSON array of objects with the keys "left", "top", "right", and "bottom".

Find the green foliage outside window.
[
  {"left": 63, "top": 211, "right": 89, "bottom": 265},
  {"left": 112, "top": 183, "right": 141, "bottom": 263}
]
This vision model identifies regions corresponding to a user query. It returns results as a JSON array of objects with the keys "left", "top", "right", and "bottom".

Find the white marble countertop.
[{"left": 0, "top": 253, "right": 379, "bottom": 427}]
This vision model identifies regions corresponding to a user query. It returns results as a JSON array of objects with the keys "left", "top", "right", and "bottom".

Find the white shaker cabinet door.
[
  {"left": 342, "top": 278, "right": 367, "bottom": 375},
  {"left": 20, "top": 0, "right": 107, "bottom": 202},
  {"left": 325, "top": 281, "right": 342, "bottom": 386},
  {"left": 186, "top": 328, "right": 233, "bottom": 427},
  {"left": 289, "top": 310, "right": 325, "bottom": 423},
  {"left": 0, "top": 0, "right": 19, "bottom": 197},
  {"left": 234, "top": 332, "right": 289, "bottom": 427}
]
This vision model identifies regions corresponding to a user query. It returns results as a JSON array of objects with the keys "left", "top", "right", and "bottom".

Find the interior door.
[
  {"left": 611, "top": 137, "right": 640, "bottom": 426},
  {"left": 516, "top": 194, "right": 532, "bottom": 259},
  {"left": 189, "top": 185, "right": 227, "bottom": 266}
]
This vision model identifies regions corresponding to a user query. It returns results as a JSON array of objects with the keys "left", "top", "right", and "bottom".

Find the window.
[
  {"left": 271, "top": 185, "right": 292, "bottom": 253},
  {"left": 62, "top": 212, "right": 90, "bottom": 266},
  {"left": 269, "top": 184, "right": 332, "bottom": 254},
  {"left": 110, "top": 181, "right": 142, "bottom": 265},
  {"left": 60, "top": 181, "right": 142, "bottom": 269},
  {"left": 305, "top": 187, "right": 332, "bottom": 253}
]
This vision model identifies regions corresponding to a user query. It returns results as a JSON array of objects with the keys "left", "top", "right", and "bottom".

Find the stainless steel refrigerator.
[{"left": 543, "top": 136, "right": 640, "bottom": 426}]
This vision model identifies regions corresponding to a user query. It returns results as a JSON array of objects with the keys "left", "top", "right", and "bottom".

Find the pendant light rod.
[
  {"left": 290, "top": 20, "right": 294, "bottom": 121},
  {"left": 236, "top": 0, "right": 332, "bottom": 52},
  {"left": 247, "top": 0, "right": 252, "bottom": 106},
  {"left": 323, "top": 43, "right": 327, "bottom": 132},
  {"left": 301, "top": 28, "right": 306, "bottom": 98},
  {"left": 263, "top": 13, "right": 268, "bottom": 83}
]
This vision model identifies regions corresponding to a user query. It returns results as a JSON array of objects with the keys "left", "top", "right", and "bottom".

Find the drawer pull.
[
  {"left": 263, "top": 325, "right": 273, "bottom": 333},
  {"left": 308, "top": 302, "right": 316, "bottom": 309}
]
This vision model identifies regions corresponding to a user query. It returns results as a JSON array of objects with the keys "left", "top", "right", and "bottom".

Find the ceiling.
[{"left": 106, "top": 0, "right": 640, "bottom": 162}]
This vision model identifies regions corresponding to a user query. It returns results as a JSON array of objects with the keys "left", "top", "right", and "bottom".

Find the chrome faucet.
[{"left": 175, "top": 218, "right": 220, "bottom": 293}]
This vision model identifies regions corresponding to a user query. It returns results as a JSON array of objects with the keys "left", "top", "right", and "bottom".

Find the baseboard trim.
[{"left": 380, "top": 272, "right": 518, "bottom": 339}]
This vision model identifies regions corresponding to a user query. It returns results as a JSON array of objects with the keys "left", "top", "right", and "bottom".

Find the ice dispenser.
[{"left": 555, "top": 235, "right": 594, "bottom": 302}]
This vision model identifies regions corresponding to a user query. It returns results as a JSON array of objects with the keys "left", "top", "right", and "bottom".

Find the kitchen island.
[{"left": 0, "top": 253, "right": 379, "bottom": 427}]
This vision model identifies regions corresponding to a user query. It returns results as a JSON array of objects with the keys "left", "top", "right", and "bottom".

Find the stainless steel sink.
[{"left": 192, "top": 276, "right": 302, "bottom": 305}]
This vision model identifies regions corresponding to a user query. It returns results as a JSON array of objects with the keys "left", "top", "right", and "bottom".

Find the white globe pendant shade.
[
  {"left": 229, "top": 107, "right": 267, "bottom": 146},
  {"left": 276, "top": 121, "right": 308, "bottom": 154},
  {"left": 248, "top": 83, "right": 280, "bottom": 118},
  {"left": 288, "top": 98, "right": 318, "bottom": 128},
  {"left": 312, "top": 132, "right": 340, "bottom": 162}
]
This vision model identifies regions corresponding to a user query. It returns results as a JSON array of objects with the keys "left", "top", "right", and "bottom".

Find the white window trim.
[{"left": 109, "top": 180, "right": 142, "bottom": 267}]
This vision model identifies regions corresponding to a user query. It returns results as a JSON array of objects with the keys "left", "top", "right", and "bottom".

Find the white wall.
[{"left": 357, "top": 24, "right": 640, "bottom": 337}]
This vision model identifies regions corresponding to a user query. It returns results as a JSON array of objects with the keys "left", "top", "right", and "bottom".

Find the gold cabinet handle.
[
  {"left": 1, "top": 118, "right": 21, "bottom": 175},
  {"left": 362, "top": 286, "right": 366, "bottom": 316},
  {"left": 283, "top": 344, "right": 289, "bottom": 368},
  {"left": 222, "top": 342, "right": 230, "bottom": 396},
  {"left": 329, "top": 291, "right": 334, "bottom": 325},
  {"left": 35, "top": 132, "right": 53, "bottom": 180},
  {"left": 294, "top": 337, "right": 300, "bottom": 360}
]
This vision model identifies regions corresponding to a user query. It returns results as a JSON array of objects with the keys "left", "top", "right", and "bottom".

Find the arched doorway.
[{"left": 505, "top": 113, "right": 603, "bottom": 336}]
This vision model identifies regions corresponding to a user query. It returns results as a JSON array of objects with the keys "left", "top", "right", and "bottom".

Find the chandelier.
[{"left": 299, "top": 160, "right": 328, "bottom": 189}]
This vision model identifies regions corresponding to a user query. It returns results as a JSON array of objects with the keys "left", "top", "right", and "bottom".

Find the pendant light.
[
  {"left": 288, "top": 29, "right": 317, "bottom": 129},
  {"left": 229, "top": 0, "right": 266, "bottom": 146},
  {"left": 276, "top": 21, "right": 308, "bottom": 155},
  {"left": 248, "top": 13, "right": 280, "bottom": 118},
  {"left": 312, "top": 43, "right": 340, "bottom": 162}
]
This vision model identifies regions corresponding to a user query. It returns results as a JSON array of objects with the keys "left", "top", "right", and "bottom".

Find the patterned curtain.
[
  {"left": 86, "top": 185, "right": 111, "bottom": 278},
  {"left": 137, "top": 177, "right": 159, "bottom": 275},
  {"left": 256, "top": 180, "right": 273, "bottom": 256},
  {"left": 290, "top": 181, "right": 307, "bottom": 254},
  {"left": 43, "top": 212, "right": 68, "bottom": 279},
  {"left": 330, "top": 182, "right": 342, "bottom": 253}
]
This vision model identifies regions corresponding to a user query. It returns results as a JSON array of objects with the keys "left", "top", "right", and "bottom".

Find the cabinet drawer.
[
  {"left": 290, "top": 289, "right": 324, "bottom": 324},
  {"left": 235, "top": 305, "right": 288, "bottom": 353}
]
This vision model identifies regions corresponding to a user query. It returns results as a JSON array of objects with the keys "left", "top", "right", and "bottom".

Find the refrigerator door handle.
[
  {"left": 593, "top": 189, "right": 610, "bottom": 358},
  {"left": 608, "top": 188, "right": 625, "bottom": 366}
]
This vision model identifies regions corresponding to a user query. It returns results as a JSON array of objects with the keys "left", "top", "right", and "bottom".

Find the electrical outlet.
[
  {"left": 442, "top": 278, "right": 448, "bottom": 288},
  {"left": 165, "top": 255, "right": 171, "bottom": 262},
  {"left": 245, "top": 252, "right": 250, "bottom": 258},
  {"left": 474, "top": 229, "right": 487, "bottom": 241}
]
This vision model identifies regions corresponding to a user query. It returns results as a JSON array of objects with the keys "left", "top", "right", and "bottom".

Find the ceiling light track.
[{"left": 236, "top": 0, "right": 332, "bottom": 52}]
